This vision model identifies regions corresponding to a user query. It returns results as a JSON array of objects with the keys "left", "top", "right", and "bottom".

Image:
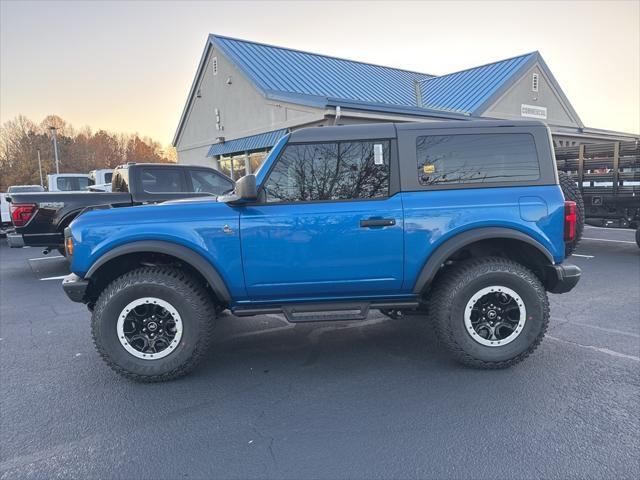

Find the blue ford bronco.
[{"left": 62, "top": 120, "right": 581, "bottom": 381}]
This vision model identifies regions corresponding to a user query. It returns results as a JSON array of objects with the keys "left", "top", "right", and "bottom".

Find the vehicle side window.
[
  {"left": 104, "top": 173, "right": 113, "bottom": 183},
  {"left": 57, "top": 177, "right": 90, "bottom": 191},
  {"left": 416, "top": 134, "right": 540, "bottom": 186},
  {"left": 56, "top": 177, "right": 71, "bottom": 191},
  {"left": 188, "top": 170, "right": 233, "bottom": 194},
  {"left": 141, "top": 169, "right": 186, "bottom": 193},
  {"left": 77, "top": 177, "right": 90, "bottom": 190},
  {"left": 265, "top": 141, "right": 390, "bottom": 202}
]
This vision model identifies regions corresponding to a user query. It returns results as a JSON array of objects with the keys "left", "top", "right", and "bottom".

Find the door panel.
[{"left": 240, "top": 196, "right": 404, "bottom": 300}]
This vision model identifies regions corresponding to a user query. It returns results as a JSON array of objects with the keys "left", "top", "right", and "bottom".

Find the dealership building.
[{"left": 173, "top": 34, "right": 637, "bottom": 178}]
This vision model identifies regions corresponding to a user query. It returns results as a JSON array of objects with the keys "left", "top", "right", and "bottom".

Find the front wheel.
[
  {"left": 430, "top": 257, "right": 549, "bottom": 368},
  {"left": 91, "top": 267, "right": 216, "bottom": 382}
]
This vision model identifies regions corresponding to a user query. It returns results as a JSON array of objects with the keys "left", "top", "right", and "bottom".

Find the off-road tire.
[
  {"left": 431, "top": 257, "right": 549, "bottom": 369},
  {"left": 558, "top": 171, "right": 584, "bottom": 257},
  {"left": 91, "top": 267, "right": 216, "bottom": 382}
]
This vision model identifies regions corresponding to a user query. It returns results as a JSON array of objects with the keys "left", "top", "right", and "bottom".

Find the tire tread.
[
  {"left": 91, "top": 266, "right": 216, "bottom": 382},
  {"left": 431, "top": 256, "right": 549, "bottom": 369}
]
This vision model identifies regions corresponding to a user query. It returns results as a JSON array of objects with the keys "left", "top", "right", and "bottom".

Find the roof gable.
[
  {"left": 419, "top": 52, "right": 536, "bottom": 114},
  {"left": 473, "top": 53, "right": 584, "bottom": 127}
]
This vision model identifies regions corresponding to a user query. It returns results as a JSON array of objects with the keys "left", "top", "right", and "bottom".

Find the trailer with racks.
[{"left": 555, "top": 140, "right": 640, "bottom": 248}]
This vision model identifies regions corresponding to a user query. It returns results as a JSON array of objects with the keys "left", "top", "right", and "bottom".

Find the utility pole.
[
  {"left": 49, "top": 126, "right": 60, "bottom": 174},
  {"left": 37, "top": 149, "right": 44, "bottom": 187}
]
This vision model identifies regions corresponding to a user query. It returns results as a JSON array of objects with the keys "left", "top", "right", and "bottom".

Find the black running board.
[{"left": 232, "top": 300, "right": 420, "bottom": 323}]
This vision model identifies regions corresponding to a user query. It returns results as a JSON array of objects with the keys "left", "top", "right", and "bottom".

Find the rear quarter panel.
[{"left": 401, "top": 185, "right": 565, "bottom": 290}]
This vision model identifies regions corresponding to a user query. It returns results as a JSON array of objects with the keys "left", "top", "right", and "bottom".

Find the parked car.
[
  {"left": 61, "top": 120, "right": 581, "bottom": 381},
  {"left": 6, "top": 163, "right": 234, "bottom": 254},
  {"left": 1, "top": 192, "right": 11, "bottom": 234}
]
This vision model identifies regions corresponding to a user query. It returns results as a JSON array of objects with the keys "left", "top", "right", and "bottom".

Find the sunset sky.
[{"left": 1, "top": 0, "right": 639, "bottom": 146}]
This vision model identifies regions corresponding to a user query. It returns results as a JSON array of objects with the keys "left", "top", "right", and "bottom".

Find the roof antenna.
[{"left": 414, "top": 80, "right": 423, "bottom": 108}]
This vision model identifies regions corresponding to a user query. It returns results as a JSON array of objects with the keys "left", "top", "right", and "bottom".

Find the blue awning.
[{"left": 207, "top": 128, "right": 288, "bottom": 157}]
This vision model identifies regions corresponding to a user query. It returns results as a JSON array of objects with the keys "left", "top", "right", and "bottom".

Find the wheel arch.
[
  {"left": 412, "top": 227, "right": 555, "bottom": 294},
  {"left": 57, "top": 209, "right": 83, "bottom": 232},
  {"left": 85, "top": 241, "right": 231, "bottom": 305}
]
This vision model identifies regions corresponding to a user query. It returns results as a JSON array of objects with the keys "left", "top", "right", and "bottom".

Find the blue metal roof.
[
  {"left": 213, "top": 35, "right": 433, "bottom": 107},
  {"left": 419, "top": 53, "right": 535, "bottom": 114},
  {"left": 207, "top": 128, "right": 288, "bottom": 157},
  {"left": 174, "top": 35, "right": 549, "bottom": 147}
]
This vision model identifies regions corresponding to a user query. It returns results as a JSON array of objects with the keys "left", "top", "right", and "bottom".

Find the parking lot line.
[
  {"left": 39, "top": 275, "right": 68, "bottom": 281},
  {"left": 582, "top": 237, "right": 636, "bottom": 244},
  {"left": 571, "top": 254, "right": 594, "bottom": 258},
  {"left": 584, "top": 225, "right": 636, "bottom": 231},
  {"left": 29, "top": 256, "right": 64, "bottom": 261},
  {"left": 547, "top": 335, "right": 640, "bottom": 362},
  {"left": 552, "top": 318, "right": 640, "bottom": 339}
]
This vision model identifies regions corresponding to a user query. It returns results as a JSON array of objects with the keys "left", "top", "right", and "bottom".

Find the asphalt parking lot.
[{"left": 1, "top": 226, "right": 639, "bottom": 480}]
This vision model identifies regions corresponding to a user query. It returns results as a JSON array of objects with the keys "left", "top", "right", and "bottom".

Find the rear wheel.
[
  {"left": 558, "top": 171, "right": 584, "bottom": 257},
  {"left": 91, "top": 267, "right": 216, "bottom": 382},
  {"left": 431, "top": 257, "right": 549, "bottom": 368}
]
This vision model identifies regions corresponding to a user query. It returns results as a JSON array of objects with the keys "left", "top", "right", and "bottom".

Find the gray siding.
[
  {"left": 176, "top": 48, "right": 322, "bottom": 163},
  {"left": 483, "top": 64, "right": 579, "bottom": 128},
  {"left": 177, "top": 144, "right": 216, "bottom": 167}
]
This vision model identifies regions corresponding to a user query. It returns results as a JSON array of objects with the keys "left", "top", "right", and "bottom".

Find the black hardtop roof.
[{"left": 288, "top": 119, "right": 547, "bottom": 143}]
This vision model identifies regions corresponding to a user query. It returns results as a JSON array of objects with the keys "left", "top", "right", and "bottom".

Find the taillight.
[
  {"left": 564, "top": 201, "right": 577, "bottom": 241},
  {"left": 10, "top": 203, "right": 37, "bottom": 227}
]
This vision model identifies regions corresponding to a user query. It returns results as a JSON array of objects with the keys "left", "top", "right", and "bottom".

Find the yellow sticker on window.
[{"left": 423, "top": 164, "right": 436, "bottom": 174}]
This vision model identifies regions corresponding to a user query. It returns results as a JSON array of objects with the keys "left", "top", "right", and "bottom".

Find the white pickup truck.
[{"left": 47, "top": 170, "right": 113, "bottom": 192}]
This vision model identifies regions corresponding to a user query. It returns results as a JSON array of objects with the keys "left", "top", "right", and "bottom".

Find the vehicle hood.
[{"left": 71, "top": 195, "right": 234, "bottom": 230}]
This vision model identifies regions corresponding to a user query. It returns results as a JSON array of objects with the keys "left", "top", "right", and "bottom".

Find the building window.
[
  {"left": 212, "top": 56, "right": 218, "bottom": 75},
  {"left": 532, "top": 73, "right": 539, "bottom": 92},
  {"left": 218, "top": 151, "right": 270, "bottom": 181},
  {"left": 264, "top": 141, "right": 390, "bottom": 202},
  {"left": 416, "top": 134, "right": 540, "bottom": 186}
]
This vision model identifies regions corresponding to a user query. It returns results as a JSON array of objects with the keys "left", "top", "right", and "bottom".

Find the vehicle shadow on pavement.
[{"left": 205, "top": 311, "right": 455, "bottom": 373}]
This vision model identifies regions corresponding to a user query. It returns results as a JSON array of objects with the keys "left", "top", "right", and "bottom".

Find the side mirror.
[
  {"left": 219, "top": 174, "right": 257, "bottom": 204},
  {"left": 236, "top": 174, "right": 257, "bottom": 200}
]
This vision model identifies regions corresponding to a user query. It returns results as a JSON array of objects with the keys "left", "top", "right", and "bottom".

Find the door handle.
[{"left": 360, "top": 218, "right": 396, "bottom": 228}]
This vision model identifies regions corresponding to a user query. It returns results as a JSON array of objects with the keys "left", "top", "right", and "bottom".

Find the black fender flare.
[
  {"left": 57, "top": 209, "right": 84, "bottom": 232},
  {"left": 58, "top": 204, "right": 115, "bottom": 232},
  {"left": 85, "top": 240, "right": 231, "bottom": 303},
  {"left": 412, "top": 227, "right": 555, "bottom": 294}
]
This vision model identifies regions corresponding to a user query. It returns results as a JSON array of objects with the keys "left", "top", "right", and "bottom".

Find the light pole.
[
  {"left": 49, "top": 126, "right": 60, "bottom": 174},
  {"left": 37, "top": 149, "right": 44, "bottom": 187}
]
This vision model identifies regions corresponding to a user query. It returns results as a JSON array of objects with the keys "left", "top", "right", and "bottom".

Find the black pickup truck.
[{"left": 6, "top": 163, "right": 233, "bottom": 254}]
